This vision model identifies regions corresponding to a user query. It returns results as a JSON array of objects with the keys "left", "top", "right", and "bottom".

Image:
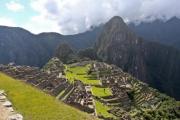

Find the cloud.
[
  {"left": 28, "top": 0, "right": 180, "bottom": 35},
  {"left": 22, "top": 15, "right": 60, "bottom": 34},
  {"left": 0, "top": 17, "right": 16, "bottom": 26},
  {"left": 6, "top": 1, "right": 24, "bottom": 12}
]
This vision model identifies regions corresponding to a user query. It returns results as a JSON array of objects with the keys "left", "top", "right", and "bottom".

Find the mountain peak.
[
  {"left": 167, "top": 16, "right": 180, "bottom": 23},
  {"left": 95, "top": 16, "right": 180, "bottom": 101},
  {"left": 95, "top": 16, "right": 138, "bottom": 64},
  {"left": 105, "top": 16, "right": 128, "bottom": 31},
  {"left": 108, "top": 16, "right": 124, "bottom": 23},
  {"left": 95, "top": 16, "right": 137, "bottom": 52}
]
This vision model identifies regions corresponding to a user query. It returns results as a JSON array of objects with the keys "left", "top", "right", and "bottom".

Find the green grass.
[
  {"left": 0, "top": 73, "right": 96, "bottom": 120},
  {"left": 95, "top": 100, "right": 115, "bottom": 118},
  {"left": 92, "top": 86, "right": 112, "bottom": 97},
  {"left": 65, "top": 64, "right": 100, "bottom": 85}
]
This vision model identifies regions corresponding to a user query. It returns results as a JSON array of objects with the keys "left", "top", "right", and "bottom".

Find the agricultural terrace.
[
  {"left": 92, "top": 86, "right": 112, "bottom": 97},
  {"left": 65, "top": 63, "right": 115, "bottom": 119}
]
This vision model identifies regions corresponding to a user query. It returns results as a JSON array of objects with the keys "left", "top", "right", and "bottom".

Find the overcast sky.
[{"left": 0, "top": 0, "right": 180, "bottom": 35}]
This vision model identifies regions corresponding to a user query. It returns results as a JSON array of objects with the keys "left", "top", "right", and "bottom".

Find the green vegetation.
[
  {"left": 95, "top": 100, "right": 114, "bottom": 118},
  {"left": 92, "top": 86, "right": 112, "bottom": 97},
  {"left": 65, "top": 63, "right": 115, "bottom": 119},
  {"left": 0, "top": 73, "right": 95, "bottom": 120},
  {"left": 65, "top": 64, "right": 100, "bottom": 85}
]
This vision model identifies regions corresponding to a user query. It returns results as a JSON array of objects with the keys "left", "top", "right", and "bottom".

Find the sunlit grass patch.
[
  {"left": 65, "top": 64, "right": 100, "bottom": 85},
  {"left": 92, "top": 86, "right": 112, "bottom": 97},
  {"left": 95, "top": 100, "right": 115, "bottom": 118}
]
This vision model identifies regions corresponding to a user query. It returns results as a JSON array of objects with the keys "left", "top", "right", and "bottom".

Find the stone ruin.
[
  {"left": 0, "top": 61, "right": 162, "bottom": 119},
  {"left": 0, "top": 63, "right": 70, "bottom": 96},
  {"left": 42, "top": 57, "right": 65, "bottom": 76},
  {"left": 0, "top": 63, "right": 96, "bottom": 116},
  {"left": 0, "top": 90, "right": 23, "bottom": 120},
  {"left": 92, "top": 62, "right": 131, "bottom": 102},
  {"left": 62, "top": 80, "right": 95, "bottom": 114},
  {"left": 91, "top": 62, "right": 160, "bottom": 118}
]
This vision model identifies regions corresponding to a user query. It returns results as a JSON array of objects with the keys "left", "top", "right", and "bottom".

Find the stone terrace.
[
  {"left": 92, "top": 62, "right": 160, "bottom": 118},
  {"left": 61, "top": 80, "right": 95, "bottom": 114},
  {"left": 0, "top": 63, "right": 69, "bottom": 96}
]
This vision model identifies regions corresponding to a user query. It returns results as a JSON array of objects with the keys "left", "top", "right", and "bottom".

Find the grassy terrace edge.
[{"left": 0, "top": 72, "right": 96, "bottom": 120}]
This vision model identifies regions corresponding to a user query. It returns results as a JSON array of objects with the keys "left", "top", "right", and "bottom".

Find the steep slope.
[
  {"left": 95, "top": 16, "right": 180, "bottom": 100},
  {"left": 0, "top": 26, "right": 51, "bottom": 67},
  {"left": 0, "top": 73, "right": 96, "bottom": 120},
  {"left": 0, "top": 26, "right": 101, "bottom": 67},
  {"left": 129, "top": 17, "right": 180, "bottom": 50}
]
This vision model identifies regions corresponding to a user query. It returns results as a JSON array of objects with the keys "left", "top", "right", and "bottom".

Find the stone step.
[
  {"left": 59, "top": 84, "right": 74, "bottom": 100},
  {"left": 0, "top": 90, "right": 23, "bottom": 120}
]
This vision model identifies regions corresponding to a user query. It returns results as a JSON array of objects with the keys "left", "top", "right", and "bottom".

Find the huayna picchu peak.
[{"left": 95, "top": 16, "right": 180, "bottom": 100}]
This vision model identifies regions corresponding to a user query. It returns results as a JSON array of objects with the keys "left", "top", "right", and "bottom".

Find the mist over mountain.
[
  {"left": 129, "top": 17, "right": 180, "bottom": 50},
  {"left": 95, "top": 16, "right": 180, "bottom": 100}
]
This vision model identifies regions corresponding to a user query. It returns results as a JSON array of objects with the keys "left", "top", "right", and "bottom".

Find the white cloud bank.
[
  {"left": 27, "top": 0, "right": 180, "bottom": 34},
  {"left": 0, "top": 16, "right": 16, "bottom": 26},
  {"left": 23, "top": 15, "right": 60, "bottom": 34},
  {"left": 6, "top": 1, "right": 24, "bottom": 12}
]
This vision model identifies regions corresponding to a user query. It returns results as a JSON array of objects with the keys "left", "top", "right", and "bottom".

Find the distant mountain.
[
  {"left": 0, "top": 26, "right": 102, "bottom": 67},
  {"left": 129, "top": 17, "right": 180, "bottom": 50},
  {"left": 95, "top": 16, "right": 180, "bottom": 100},
  {"left": 1, "top": 16, "right": 179, "bottom": 67}
]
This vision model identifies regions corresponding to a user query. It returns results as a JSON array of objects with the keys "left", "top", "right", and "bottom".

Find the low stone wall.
[{"left": 0, "top": 90, "right": 23, "bottom": 120}]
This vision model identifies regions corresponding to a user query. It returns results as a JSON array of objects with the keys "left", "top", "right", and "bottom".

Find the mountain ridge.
[
  {"left": 129, "top": 16, "right": 180, "bottom": 50},
  {"left": 0, "top": 25, "right": 102, "bottom": 67}
]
